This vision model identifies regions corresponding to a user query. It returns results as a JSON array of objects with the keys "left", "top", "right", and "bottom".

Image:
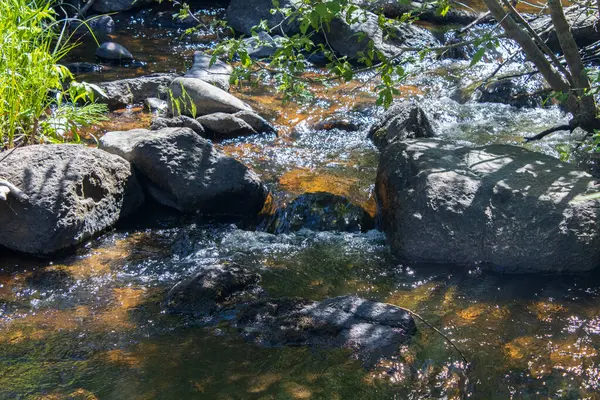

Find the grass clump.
[{"left": 0, "top": 0, "right": 108, "bottom": 148}]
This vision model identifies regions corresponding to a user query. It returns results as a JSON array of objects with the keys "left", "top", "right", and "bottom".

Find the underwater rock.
[
  {"left": 99, "top": 127, "right": 268, "bottom": 215},
  {"left": 95, "top": 42, "right": 134, "bottom": 61},
  {"left": 169, "top": 77, "right": 252, "bottom": 117},
  {"left": 164, "top": 264, "right": 262, "bottom": 316},
  {"left": 368, "top": 102, "right": 435, "bottom": 150},
  {"left": 376, "top": 138, "right": 600, "bottom": 273},
  {"left": 96, "top": 73, "right": 177, "bottom": 109},
  {"left": 237, "top": 295, "right": 416, "bottom": 365},
  {"left": 184, "top": 51, "right": 233, "bottom": 92},
  {"left": 64, "top": 62, "right": 106, "bottom": 74},
  {"left": 263, "top": 192, "right": 374, "bottom": 234},
  {"left": 0, "top": 145, "right": 143, "bottom": 254},
  {"left": 150, "top": 115, "right": 206, "bottom": 136}
]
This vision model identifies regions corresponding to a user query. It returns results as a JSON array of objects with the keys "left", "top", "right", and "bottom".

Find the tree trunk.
[{"left": 547, "top": 0, "right": 598, "bottom": 130}]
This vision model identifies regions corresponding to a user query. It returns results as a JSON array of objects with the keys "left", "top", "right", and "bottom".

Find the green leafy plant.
[{"left": 0, "top": 0, "right": 108, "bottom": 148}]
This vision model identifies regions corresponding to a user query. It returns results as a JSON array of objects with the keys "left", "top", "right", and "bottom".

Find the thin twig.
[{"left": 383, "top": 302, "right": 469, "bottom": 364}]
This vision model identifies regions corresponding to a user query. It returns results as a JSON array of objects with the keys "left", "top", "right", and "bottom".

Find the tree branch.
[
  {"left": 0, "top": 179, "right": 29, "bottom": 202},
  {"left": 524, "top": 124, "right": 572, "bottom": 141}
]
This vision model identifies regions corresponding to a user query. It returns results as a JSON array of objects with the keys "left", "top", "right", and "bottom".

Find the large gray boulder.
[
  {"left": 354, "top": 0, "right": 483, "bottom": 25},
  {"left": 376, "top": 139, "right": 600, "bottom": 273},
  {"left": 169, "top": 77, "right": 252, "bottom": 117},
  {"left": 368, "top": 102, "right": 435, "bottom": 150},
  {"left": 328, "top": 11, "right": 438, "bottom": 61},
  {"left": 184, "top": 51, "right": 233, "bottom": 91},
  {"left": 227, "top": 0, "right": 299, "bottom": 35},
  {"left": 91, "top": 0, "right": 153, "bottom": 13},
  {"left": 96, "top": 74, "right": 177, "bottom": 109},
  {"left": 99, "top": 127, "right": 268, "bottom": 215},
  {"left": 0, "top": 145, "right": 143, "bottom": 255}
]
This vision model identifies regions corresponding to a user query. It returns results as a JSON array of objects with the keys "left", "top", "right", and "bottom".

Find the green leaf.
[{"left": 470, "top": 47, "right": 486, "bottom": 66}]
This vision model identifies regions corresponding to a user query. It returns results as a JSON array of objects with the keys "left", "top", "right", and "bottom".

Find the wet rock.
[
  {"left": 169, "top": 77, "right": 252, "bottom": 117},
  {"left": 87, "top": 15, "right": 115, "bottom": 32},
  {"left": 165, "top": 264, "right": 262, "bottom": 316},
  {"left": 233, "top": 111, "right": 277, "bottom": 135},
  {"left": 476, "top": 79, "right": 546, "bottom": 109},
  {"left": 95, "top": 42, "right": 134, "bottom": 61},
  {"left": 376, "top": 138, "right": 600, "bottom": 273},
  {"left": 311, "top": 117, "right": 362, "bottom": 132},
  {"left": 91, "top": 0, "right": 153, "bottom": 13},
  {"left": 0, "top": 145, "right": 144, "bottom": 255},
  {"left": 533, "top": 7, "right": 600, "bottom": 55},
  {"left": 368, "top": 102, "right": 435, "bottom": 150},
  {"left": 70, "top": 15, "right": 114, "bottom": 38},
  {"left": 96, "top": 74, "right": 177, "bottom": 109},
  {"left": 243, "top": 32, "right": 281, "bottom": 59},
  {"left": 227, "top": 0, "right": 300, "bottom": 35},
  {"left": 184, "top": 51, "right": 233, "bottom": 91},
  {"left": 264, "top": 192, "right": 374, "bottom": 234},
  {"left": 150, "top": 116, "right": 205, "bottom": 136},
  {"left": 64, "top": 62, "right": 106, "bottom": 74},
  {"left": 237, "top": 295, "right": 416, "bottom": 365},
  {"left": 99, "top": 127, "right": 268, "bottom": 215},
  {"left": 144, "top": 97, "right": 169, "bottom": 115},
  {"left": 197, "top": 112, "right": 257, "bottom": 139},
  {"left": 328, "top": 11, "right": 438, "bottom": 61},
  {"left": 354, "top": 0, "right": 483, "bottom": 25}
]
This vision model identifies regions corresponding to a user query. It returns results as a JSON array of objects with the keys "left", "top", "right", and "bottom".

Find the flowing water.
[{"left": 2, "top": 4, "right": 600, "bottom": 399}]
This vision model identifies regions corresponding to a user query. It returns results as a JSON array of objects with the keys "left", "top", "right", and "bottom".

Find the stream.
[{"left": 2, "top": 3, "right": 600, "bottom": 399}]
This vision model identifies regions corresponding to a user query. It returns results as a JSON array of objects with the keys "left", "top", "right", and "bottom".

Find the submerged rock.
[
  {"left": 95, "top": 42, "right": 134, "bottom": 61},
  {"left": 169, "top": 77, "right": 252, "bottom": 117},
  {"left": 237, "top": 295, "right": 416, "bottom": 365},
  {"left": 150, "top": 115, "right": 205, "bottom": 136},
  {"left": 376, "top": 138, "right": 600, "bottom": 273},
  {"left": 354, "top": 0, "right": 483, "bottom": 25},
  {"left": 184, "top": 51, "right": 233, "bottom": 91},
  {"left": 0, "top": 145, "right": 143, "bottom": 255},
  {"left": 99, "top": 127, "right": 268, "bottom": 215},
  {"left": 96, "top": 74, "right": 176, "bottom": 109},
  {"left": 164, "top": 264, "right": 262, "bottom": 316},
  {"left": 368, "top": 102, "right": 435, "bottom": 150},
  {"left": 64, "top": 62, "right": 106, "bottom": 74},
  {"left": 264, "top": 192, "right": 374, "bottom": 234}
]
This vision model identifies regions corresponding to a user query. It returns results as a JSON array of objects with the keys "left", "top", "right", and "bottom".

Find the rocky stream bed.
[{"left": 2, "top": 1, "right": 600, "bottom": 399}]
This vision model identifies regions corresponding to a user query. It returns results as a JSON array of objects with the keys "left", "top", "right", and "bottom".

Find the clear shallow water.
[{"left": 2, "top": 4, "right": 600, "bottom": 399}]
